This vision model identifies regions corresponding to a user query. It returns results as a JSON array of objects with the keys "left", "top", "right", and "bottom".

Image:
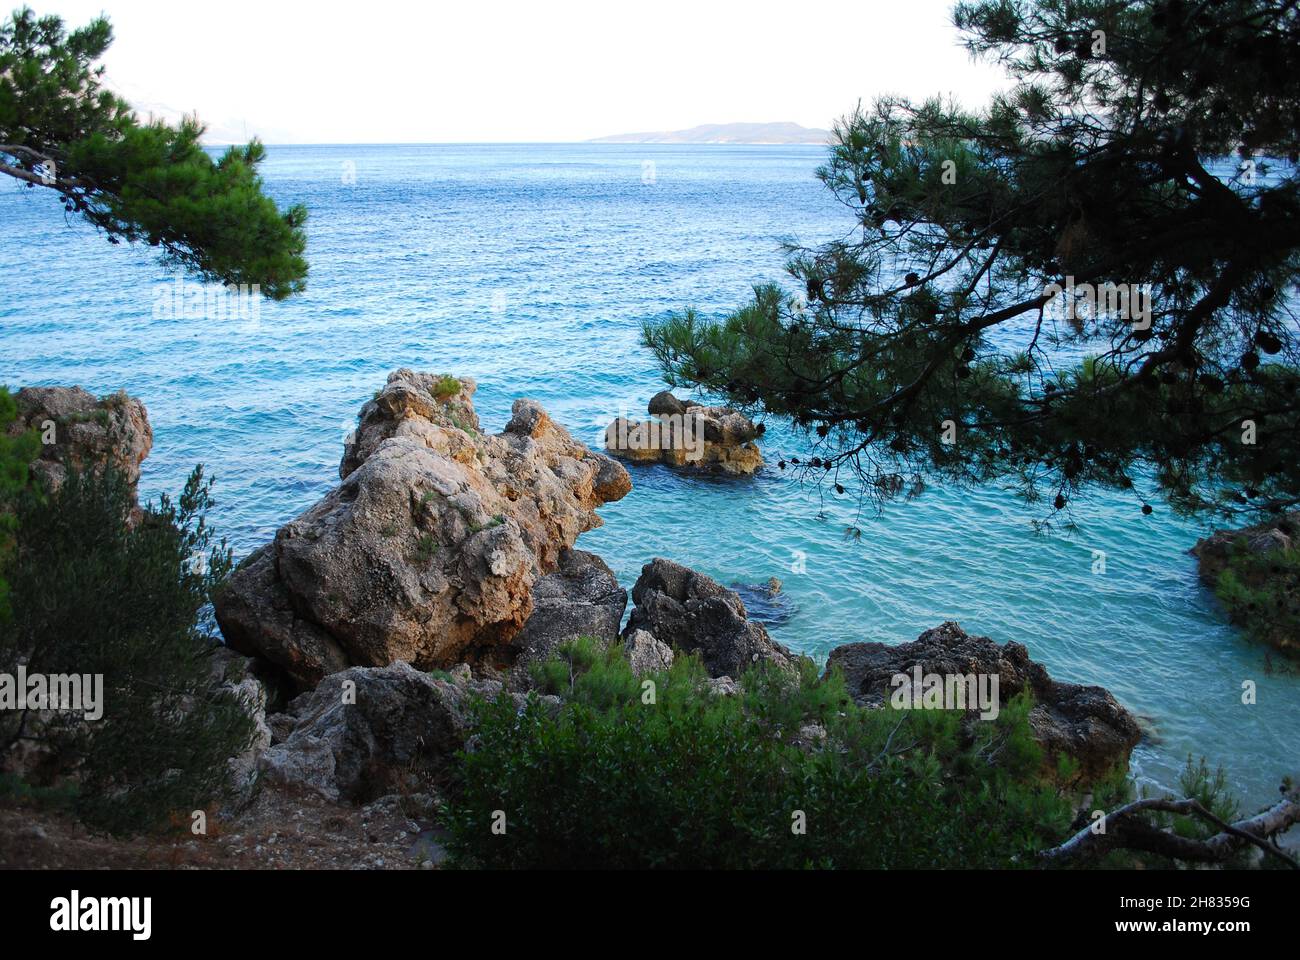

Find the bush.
[
  {"left": 1215, "top": 543, "right": 1300, "bottom": 657},
  {"left": 0, "top": 464, "right": 258, "bottom": 834},
  {"left": 444, "top": 639, "right": 1074, "bottom": 869},
  {"left": 433, "top": 375, "right": 461, "bottom": 399},
  {"left": 0, "top": 386, "right": 40, "bottom": 623}
]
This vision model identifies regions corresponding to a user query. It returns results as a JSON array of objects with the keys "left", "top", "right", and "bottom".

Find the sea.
[{"left": 2, "top": 143, "right": 1296, "bottom": 809}]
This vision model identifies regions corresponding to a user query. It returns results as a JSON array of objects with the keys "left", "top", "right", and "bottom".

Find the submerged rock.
[
  {"left": 605, "top": 394, "right": 763, "bottom": 475},
  {"left": 9, "top": 385, "right": 152, "bottom": 503},
  {"left": 826, "top": 622, "right": 1141, "bottom": 789},
  {"left": 731, "top": 577, "right": 796, "bottom": 629},
  {"left": 623, "top": 558, "right": 797, "bottom": 678},
  {"left": 215, "top": 369, "right": 631, "bottom": 689}
]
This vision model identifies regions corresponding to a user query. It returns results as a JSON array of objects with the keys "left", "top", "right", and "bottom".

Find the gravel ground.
[{"left": 0, "top": 788, "right": 451, "bottom": 870}]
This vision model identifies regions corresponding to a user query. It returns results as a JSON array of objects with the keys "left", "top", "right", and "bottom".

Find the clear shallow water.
[{"left": 1, "top": 143, "right": 1295, "bottom": 810}]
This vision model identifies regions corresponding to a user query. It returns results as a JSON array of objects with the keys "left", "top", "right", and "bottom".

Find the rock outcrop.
[
  {"left": 207, "top": 645, "right": 276, "bottom": 807},
  {"left": 214, "top": 370, "right": 632, "bottom": 689},
  {"left": 1191, "top": 512, "right": 1299, "bottom": 657},
  {"left": 1191, "top": 512, "right": 1298, "bottom": 587},
  {"left": 826, "top": 622, "right": 1141, "bottom": 788},
  {"left": 622, "top": 558, "right": 797, "bottom": 678},
  {"left": 506, "top": 548, "right": 627, "bottom": 672},
  {"left": 9, "top": 386, "right": 152, "bottom": 502},
  {"left": 622, "top": 629, "right": 675, "bottom": 675},
  {"left": 605, "top": 393, "right": 763, "bottom": 475},
  {"left": 258, "top": 661, "right": 533, "bottom": 803}
]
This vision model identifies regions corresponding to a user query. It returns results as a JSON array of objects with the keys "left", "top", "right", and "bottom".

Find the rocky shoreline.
[
  {"left": 4, "top": 370, "right": 1149, "bottom": 865},
  {"left": 1191, "top": 512, "right": 1299, "bottom": 658}
]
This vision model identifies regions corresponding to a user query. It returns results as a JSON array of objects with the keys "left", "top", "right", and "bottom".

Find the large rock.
[
  {"left": 257, "top": 661, "right": 508, "bottom": 804},
  {"left": 623, "top": 558, "right": 796, "bottom": 678},
  {"left": 826, "top": 622, "right": 1141, "bottom": 789},
  {"left": 605, "top": 394, "right": 763, "bottom": 475},
  {"left": 8, "top": 386, "right": 152, "bottom": 501},
  {"left": 507, "top": 548, "right": 627, "bottom": 670},
  {"left": 215, "top": 370, "right": 632, "bottom": 689}
]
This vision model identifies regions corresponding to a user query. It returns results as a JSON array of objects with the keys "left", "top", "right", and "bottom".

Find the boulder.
[
  {"left": 622, "top": 629, "right": 674, "bottom": 675},
  {"left": 9, "top": 386, "right": 152, "bottom": 503},
  {"left": 605, "top": 394, "right": 763, "bottom": 475},
  {"left": 647, "top": 390, "right": 689, "bottom": 417},
  {"left": 258, "top": 661, "right": 513, "bottom": 803},
  {"left": 623, "top": 558, "right": 796, "bottom": 678},
  {"left": 506, "top": 548, "right": 628, "bottom": 671},
  {"left": 826, "top": 622, "right": 1141, "bottom": 789},
  {"left": 215, "top": 370, "right": 631, "bottom": 689}
]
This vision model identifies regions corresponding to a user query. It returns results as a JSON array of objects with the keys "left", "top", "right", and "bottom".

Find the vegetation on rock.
[{"left": 446, "top": 636, "right": 1077, "bottom": 868}]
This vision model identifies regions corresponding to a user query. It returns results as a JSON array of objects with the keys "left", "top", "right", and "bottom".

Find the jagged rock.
[
  {"left": 825, "top": 622, "right": 1141, "bottom": 788},
  {"left": 258, "top": 661, "right": 510, "bottom": 803},
  {"left": 215, "top": 370, "right": 631, "bottom": 689},
  {"left": 704, "top": 676, "right": 740, "bottom": 697},
  {"left": 207, "top": 645, "right": 275, "bottom": 808},
  {"left": 623, "top": 629, "right": 674, "bottom": 675},
  {"left": 623, "top": 558, "right": 796, "bottom": 678},
  {"left": 605, "top": 394, "right": 763, "bottom": 475},
  {"left": 647, "top": 390, "right": 690, "bottom": 417},
  {"left": 507, "top": 549, "right": 627, "bottom": 671},
  {"left": 9, "top": 386, "right": 152, "bottom": 502}
]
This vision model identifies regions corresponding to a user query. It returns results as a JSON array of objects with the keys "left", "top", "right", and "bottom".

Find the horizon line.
[{"left": 198, "top": 140, "right": 832, "bottom": 148}]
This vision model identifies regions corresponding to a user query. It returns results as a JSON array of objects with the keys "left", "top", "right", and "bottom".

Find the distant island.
[{"left": 590, "top": 121, "right": 831, "bottom": 145}]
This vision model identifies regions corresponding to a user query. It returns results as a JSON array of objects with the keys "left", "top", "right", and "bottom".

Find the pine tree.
[
  {"left": 1, "top": 7, "right": 307, "bottom": 299},
  {"left": 644, "top": 0, "right": 1300, "bottom": 523}
]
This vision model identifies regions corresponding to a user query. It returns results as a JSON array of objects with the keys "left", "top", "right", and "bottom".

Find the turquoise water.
[{"left": 1, "top": 143, "right": 1295, "bottom": 809}]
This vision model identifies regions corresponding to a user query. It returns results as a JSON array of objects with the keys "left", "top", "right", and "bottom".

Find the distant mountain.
[{"left": 590, "top": 121, "right": 830, "bottom": 145}]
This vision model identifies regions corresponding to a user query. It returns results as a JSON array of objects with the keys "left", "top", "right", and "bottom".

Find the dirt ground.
[{"left": 0, "top": 788, "right": 450, "bottom": 870}]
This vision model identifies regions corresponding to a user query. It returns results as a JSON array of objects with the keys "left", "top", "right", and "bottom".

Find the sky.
[{"left": 32, "top": 0, "right": 1013, "bottom": 143}]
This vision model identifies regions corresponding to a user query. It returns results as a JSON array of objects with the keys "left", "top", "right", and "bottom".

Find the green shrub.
[
  {"left": 445, "top": 639, "right": 1074, "bottom": 869},
  {"left": 413, "top": 533, "right": 439, "bottom": 564},
  {"left": 1215, "top": 543, "right": 1300, "bottom": 657},
  {"left": 0, "top": 386, "right": 40, "bottom": 623},
  {"left": 433, "top": 375, "right": 461, "bottom": 399},
  {"left": 0, "top": 464, "right": 258, "bottom": 834}
]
